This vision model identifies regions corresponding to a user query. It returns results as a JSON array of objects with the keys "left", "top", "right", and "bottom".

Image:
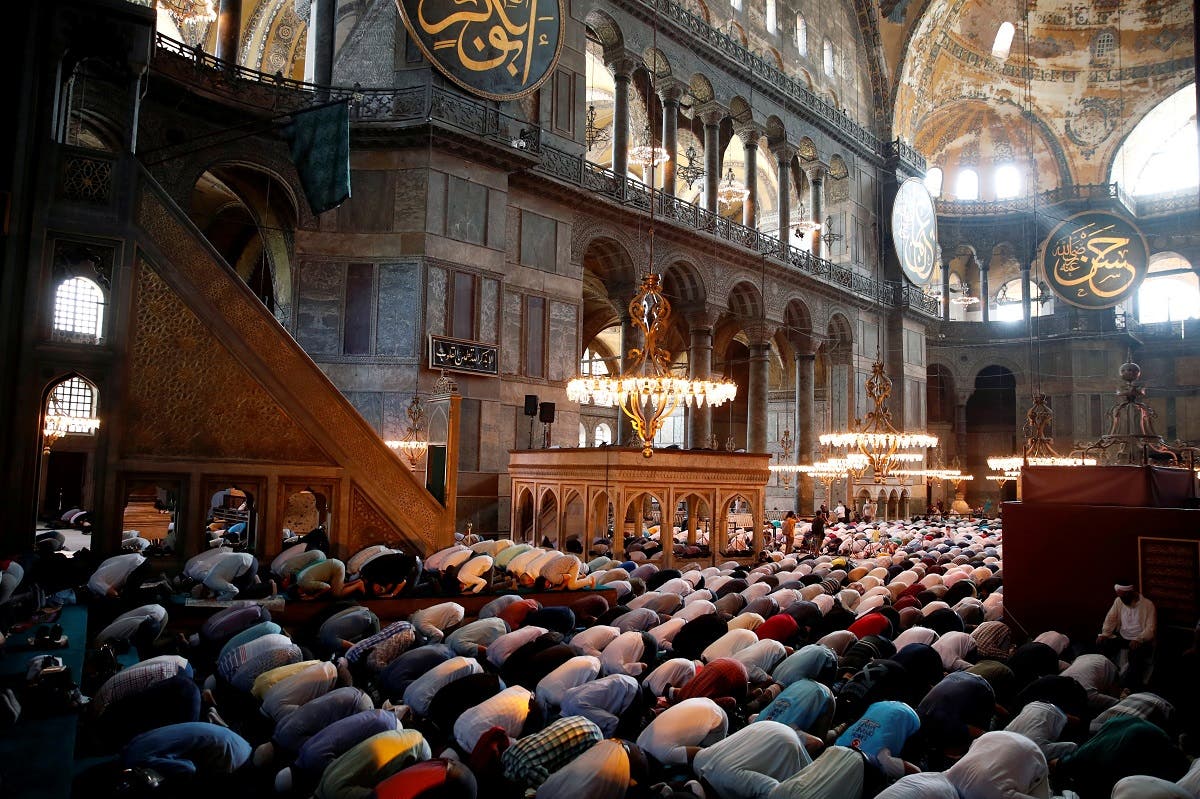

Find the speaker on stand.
[
  {"left": 524, "top": 395, "right": 539, "bottom": 449},
  {"left": 539, "top": 402, "right": 556, "bottom": 449}
]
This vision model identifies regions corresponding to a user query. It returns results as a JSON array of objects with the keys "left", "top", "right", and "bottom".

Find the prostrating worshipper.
[
  {"left": 534, "top": 738, "right": 642, "bottom": 799},
  {"left": 296, "top": 556, "right": 363, "bottom": 599},
  {"left": 451, "top": 684, "right": 534, "bottom": 754},
  {"left": 1054, "top": 715, "right": 1189, "bottom": 797},
  {"left": 374, "top": 759, "right": 479, "bottom": 799},
  {"left": 377, "top": 645, "right": 456, "bottom": 701},
  {"left": 359, "top": 551, "right": 422, "bottom": 597},
  {"left": 636, "top": 696, "right": 728, "bottom": 768},
  {"left": 766, "top": 745, "right": 865, "bottom": 799},
  {"left": 258, "top": 660, "right": 339, "bottom": 722},
  {"left": 692, "top": 720, "right": 812, "bottom": 799},
  {"left": 1097, "top": 582, "right": 1157, "bottom": 691},
  {"left": 558, "top": 673, "right": 641, "bottom": 737},
  {"left": 95, "top": 602, "right": 168, "bottom": 652},
  {"left": 457, "top": 554, "right": 494, "bottom": 594},
  {"left": 314, "top": 728, "right": 431, "bottom": 799},
  {"left": 317, "top": 605, "right": 380, "bottom": 655},
  {"left": 1003, "top": 700, "right": 1077, "bottom": 761},
  {"left": 277, "top": 709, "right": 404, "bottom": 793},
  {"left": 834, "top": 700, "right": 921, "bottom": 781},
  {"left": 500, "top": 715, "right": 603, "bottom": 790},
  {"left": 915, "top": 670, "right": 996, "bottom": 766},
  {"left": 755, "top": 679, "right": 835, "bottom": 743},
  {"left": 344, "top": 620, "right": 418, "bottom": 675},
  {"left": 121, "top": 721, "right": 252, "bottom": 780},
  {"left": 403, "top": 656, "right": 484, "bottom": 718},
  {"left": 410, "top": 602, "right": 466, "bottom": 643},
  {"left": 535, "top": 655, "right": 602, "bottom": 712},
  {"left": 943, "top": 731, "right": 1053, "bottom": 799},
  {"left": 88, "top": 552, "right": 149, "bottom": 599},
  {"left": 253, "top": 686, "right": 374, "bottom": 767},
  {"left": 536, "top": 552, "right": 594, "bottom": 590}
]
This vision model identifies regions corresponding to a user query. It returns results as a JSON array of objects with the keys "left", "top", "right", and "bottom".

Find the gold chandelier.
[
  {"left": 42, "top": 400, "right": 100, "bottom": 456},
  {"left": 819, "top": 359, "right": 938, "bottom": 482},
  {"left": 629, "top": 132, "right": 670, "bottom": 169},
  {"left": 716, "top": 167, "right": 749, "bottom": 208},
  {"left": 568, "top": 274, "right": 737, "bottom": 457},
  {"left": 987, "top": 392, "right": 1095, "bottom": 475},
  {"left": 159, "top": 0, "right": 217, "bottom": 22},
  {"left": 385, "top": 396, "right": 429, "bottom": 469}
]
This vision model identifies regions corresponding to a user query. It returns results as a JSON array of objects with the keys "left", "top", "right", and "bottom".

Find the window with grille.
[
  {"left": 1094, "top": 31, "right": 1115, "bottom": 59},
  {"left": 50, "top": 377, "right": 98, "bottom": 434},
  {"left": 53, "top": 276, "right": 105, "bottom": 344}
]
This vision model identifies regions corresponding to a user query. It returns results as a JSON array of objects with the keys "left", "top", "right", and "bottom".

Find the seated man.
[{"left": 1097, "top": 582, "right": 1156, "bottom": 691}]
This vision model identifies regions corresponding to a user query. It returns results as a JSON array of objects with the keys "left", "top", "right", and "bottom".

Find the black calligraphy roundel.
[
  {"left": 396, "top": 0, "right": 565, "bottom": 101},
  {"left": 1041, "top": 210, "right": 1149, "bottom": 309},
  {"left": 891, "top": 178, "right": 938, "bottom": 287}
]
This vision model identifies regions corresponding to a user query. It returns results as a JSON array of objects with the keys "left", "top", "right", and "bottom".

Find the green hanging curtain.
[{"left": 280, "top": 101, "right": 351, "bottom": 215}]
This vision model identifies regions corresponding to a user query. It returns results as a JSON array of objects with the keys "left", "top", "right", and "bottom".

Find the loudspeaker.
[
  {"left": 524, "top": 395, "right": 539, "bottom": 417},
  {"left": 539, "top": 402, "right": 556, "bottom": 424}
]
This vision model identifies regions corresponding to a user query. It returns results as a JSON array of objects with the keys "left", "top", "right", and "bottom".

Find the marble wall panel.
[
  {"left": 547, "top": 301, "right": 578, "bottom": 382},
  {"left": 520, "top": 210, "right": 557, "bottom": 272},
  {"left": 377, "top": 261, "right": 420, "bottom": 357},
  {"left": 500, "top": 291, "right": 523, "bottom": 374},
  {"left": 426, "top": 265, "right": 447, "bottom": 338},
  {"left": 479, "top": 277, "right": 499, "bottom": 344},
  {"left": 447, "top": 176, "right": 488, "bottom": 245},
  {"left": 394, "top": 169, "right": 428, "bottom": 232},
  {"left": 337, "top": 171, "right": 394, "bottom": 232},
  {"left": 346, "top": 391, "right": 383, "bottom": 430},
  {"left": 296, "top": 261, "right": 344, "bottom": 355}
]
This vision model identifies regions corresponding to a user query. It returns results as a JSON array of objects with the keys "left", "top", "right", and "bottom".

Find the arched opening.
[
  {"left": 516, "top": 488, "right": 536, "bottom": 543},
  {"left": 120, "top": 479, "right": 182, "bottom": 559},
  {"left": 1137, "top": 252, "right": 1200, "bottom": 323},
  {"left": 190, "top": 164, "right": 298, "bottom": 322},
  {"left": 39, "top": 375, "right": 101, "bottom": 542},
  {"left": 207, "top": 486, "right": 256, "bottom": 551},
  {"left": 537, "top": 490, "right": 560, "bottom": 548},
  {"left": 562, "top": 490, "right": 586, "bottom": 554},
  {"left": 722, "top": 494, "right": 754, "bottom": 556},
  {"left": 1111, "top": 83, "right": 1197, "bottom": 197},
  {"left": 53, "top": 276, "right": 106, "bottom": 345},
  {"left": 966, "top": 366, "right": 1018, "bottom": 507},
  {"left": 282, "top": 489, "right": 330, "bottom": 541}
]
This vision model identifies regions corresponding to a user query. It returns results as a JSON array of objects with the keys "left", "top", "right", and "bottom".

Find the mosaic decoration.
[
  {"left": 1064, "top": 96, "right": 1121, "bottom": 157},
  {"left": 396, "top": 0, "right": 564, "bottom": 100},
  {"left": 1040, "top": 210, "right": 1148, "bottom": 309}
]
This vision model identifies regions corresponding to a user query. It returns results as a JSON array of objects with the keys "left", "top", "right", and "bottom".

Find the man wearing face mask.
[{"left": 1097, "top": 582, "right": 1156, "bottom": 692}]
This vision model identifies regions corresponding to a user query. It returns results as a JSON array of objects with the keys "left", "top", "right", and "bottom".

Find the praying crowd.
[{"left": 2, "top": 515, "right": 1200, "bottom": 799}]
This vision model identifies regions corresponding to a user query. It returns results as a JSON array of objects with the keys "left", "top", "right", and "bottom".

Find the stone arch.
[
  {"left": 728, "top": 96, "right": 755, "bottom": 126},
  {"left": 689, "top": 73, "right": 715, "bottom": 104},
  {"left": 644, "top": 47, "right": 672, "bottom": 78},
  {"left": 728, "top": 21, "right": 749, "bottom": 47},
  {"left": 763, "top": 47, "right": 784, "bottom": 70},
  {"left": 797, "top": 136, "right": 818, "bottom": 163},
  {"left": 580, "top": 234, "right": 640, "bottom": 348},
  {"left": 679, "top": 0, "right": 712, "bottom": 23},
  {"left": 765, "top": 115, "right": 788, "bottom": 148},
  {"left": 728, "top": 280, "right": 764, "bottom": 321},
  {"left": 583, "top": 9, "right": 625, "bottom": 52},
  {"left": 783, "top": 297, "right": 815, "bottom": 352}
]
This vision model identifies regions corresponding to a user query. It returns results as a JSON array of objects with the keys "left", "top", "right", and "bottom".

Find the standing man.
[
  {"left": 781, "top": 512, "right": 798, "bottom": 554},
  {"left": 1097, "top": 582, "right": 1156, "bottom": 691},
  {"left": 862, "top": 498, "right": 876, "bottom": 524}
]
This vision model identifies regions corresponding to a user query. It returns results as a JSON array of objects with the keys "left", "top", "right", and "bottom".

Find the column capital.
[
  {"left": 605, "top": 50, "right": 641, "bottom": 80},
  {"left": 695, "top": 102, "right": 728, "bottom": 127},
  {"left": 685, "top": 305, "right": 719, "bottom": 330},
  {"left": 744, "top": 321, "right": 778, "bottom": 347},
  {"left": 656, "top": 78, "right": 688, "bottom": 105},
  {"left": 735, "top": 124, "right": 764, "bottom": 147},
  {"left": 804, "top": 162, "right": 828, "bottom": 183},
  {"left": 770, "top": 142, "right": 799, "bottom": 164}
]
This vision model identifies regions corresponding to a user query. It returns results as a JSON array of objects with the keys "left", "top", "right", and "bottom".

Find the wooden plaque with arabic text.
[
  {"left": 396, "top": 0, "right": 564, "bottom": 101},
  {"left": 1137, "top": 536, "right": 1200, "bottom": 628},
  {"left": 1040, "top": 210, "right": 1148, "bottom": 309}
]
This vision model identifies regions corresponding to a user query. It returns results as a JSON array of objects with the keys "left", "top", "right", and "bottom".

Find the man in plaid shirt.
[{"left": 500, "top": 715, "right": 603, "bottom": 789}]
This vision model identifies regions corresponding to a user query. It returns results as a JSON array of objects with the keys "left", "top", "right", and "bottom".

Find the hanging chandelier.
[
  {"left": 42, "top": 400, "right": 100, "bottom": 456},
  {"left": 986, "top": 392, "right": 1096, "bottom": 475},
  {"left": 792, "top": 202, "right": 821, "bottom": 238},
  {"left": 629, "top": 125, "right": 670, "bottom": 169},
  {"left": 385, "top": 396, "right": 429, "bottom": 469},
  {"left": 569, "top": 274, "right": 737, "bottom": 457},
  {"left": 820, "top": 359, "right": 938, "bottom": 482},
  {"left": 585, "top": 105, "right": 610, "bottom": 152},
  {"left": 160, "top": 0, "right": 217, "bottom": 22},
  {"left": 716, "top": 166, "right": 749, "bottom": 208},
  {"left": 676, "top": 144, "right": 706, "bottom": 189}
]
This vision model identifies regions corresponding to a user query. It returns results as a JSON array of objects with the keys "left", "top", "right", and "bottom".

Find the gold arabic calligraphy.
[
  {"left": 1050, "top": 221, "right": 1136, "bottom": 300},
  {"left": 893, "top": 182, "right": 936, "bottom": 284},
  {"left": 417, "top": 0, "right": 554, "bottom": 85}
]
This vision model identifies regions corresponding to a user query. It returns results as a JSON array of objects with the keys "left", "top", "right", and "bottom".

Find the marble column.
[
  {"left": 608, "top": 58, "right": 637, "bottom": 181},
  {"left": 699, "top": 106, "right": 724, "bottom": 214},
  {"left": 313, "top": 0, "right": 335, "bottom": 90},
  {"left": 810, "top": 167, "right": 826, "bottom": 258},
  {"left": 216, "top": 0, "right": 242, "bottom": 64},
  {"left": 980, "top": 260, "right": 990, "bottom": 322},
  {"left": 774, "top": 145, "right": 796, "bottom": 243},
  {"left": 738, "top": 127, "right": 762, "bottom": 229},
  {"left": 942, "top": 255, "right": 952, "bottom": 321},
  {"left": 688, "top": 316, "right": 714, "bottom": 448},
  {"left": 658, "top": 81, "right": 685, "bottom": 197},
  {"left": 1020, "top": 263, "right": 1032, "bottom": 322},
  {"left": 616, "top": 305, "right": 635, "bottom": 446},
  {"left": 746, "top": 330, "right": 773, "bottom": 453},
  {"left": 955, "top": 397, "right": 969, "bottom": 463},
  {"left": 795, "top": 351, "right": 815, "bottom": 513}
]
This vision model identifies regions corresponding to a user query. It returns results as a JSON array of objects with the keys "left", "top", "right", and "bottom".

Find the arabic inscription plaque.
[
  {"left": 429, "top": 335, "right": 499, "bottom": 376},
  {"left": 891, "top": 178, "right": 938, "bottom": 287},
  {"left": 1041, "top": 210, "right": 1148, "bottom": 309},
  {"left": 396, "top": 0, "right": 564, "bottom": 101}
]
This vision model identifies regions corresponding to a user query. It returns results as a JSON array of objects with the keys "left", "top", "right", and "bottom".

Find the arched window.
[
  {"left": 53, "top": 276, "right": 105, "bottom": 344},
  {"left": 731, "top": 0, "right": 742, "bottom": 11},
  {"left": 579, "top": 347, "right": 609, "bottom": 376},
  {"left": 823, "top": 40, "right": 834, "bottom": 77},
  {"left": 765, "top": 0, "right": 777, "bottom": 33},
  {"left": 995, "top": 164, "right": 1021, "bottom": 198},
  {"left": 795, "top": 15, "right": 807, "bottom": 55},
  {"left": 954, "top": 168, "right": 979, "bottom": 200},
  {"left": 1111, "top": 84, "right": 1198, "bottom": 197},
  {"left": 1093, "top": 31, "right": 1115, "bottom": 59},
  {"left": 48, "top": 376, "right": 99, "bottom": 435},
  {"left": 594, "top": 423, "right": 613, "bottom": 446},
  {"left": 924, "top": 167, "right": 944, "bottom": 197},
  {"left": 1138, "top": 253, "right": 1200, "bottom": 323},
  {"left": 991, "top": 22, "right": 1015, "bottom": 59},
  {"left": 993, "top": 277, "right": 1054, "bottom": 321}
]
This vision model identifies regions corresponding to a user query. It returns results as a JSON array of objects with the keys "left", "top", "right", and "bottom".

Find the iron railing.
[{"left": 935, "top": 182, "right": 1136, "bottom": 216}]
